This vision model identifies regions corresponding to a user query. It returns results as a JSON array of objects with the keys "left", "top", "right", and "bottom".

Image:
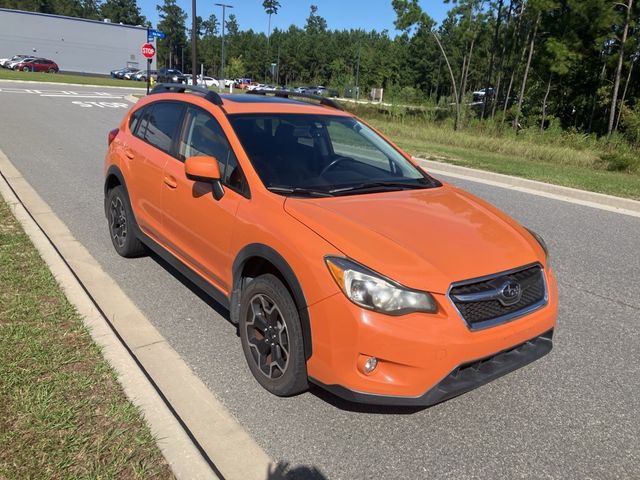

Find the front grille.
[{"left": 449, "top": 264, "right": 547, "bottom": 329}]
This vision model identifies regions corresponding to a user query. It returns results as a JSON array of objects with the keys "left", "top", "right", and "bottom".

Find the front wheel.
[
  {"left": 22, "top": 66, "right": 29, "bottom": 72},
  {"left": 239, "top": 274, "right": 308, "bottom": 397},
  {"left": 106, "top": 186, "right": 146, "bottom": 258}
]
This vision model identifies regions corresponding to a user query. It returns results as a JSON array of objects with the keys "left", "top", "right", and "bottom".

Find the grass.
[
  {"left": 349, "top": 103, "right": 640, "bottom": 200},
  {"left": 0, "top": 198, "right": 173, "bottom": 479},
  {"left": 0, "top": 68, "right": 145, "bottom": 88}
]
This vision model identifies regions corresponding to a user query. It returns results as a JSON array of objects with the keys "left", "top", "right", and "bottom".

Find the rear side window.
[
  {"left": 143, "top": 102, "right": 184, "bottom": 154},
  {"left": 129, "top": 107, "right": 144, "bottom": 134}
]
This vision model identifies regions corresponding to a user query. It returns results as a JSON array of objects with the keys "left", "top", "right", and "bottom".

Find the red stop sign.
[{"left": 141, "top": 43, "right": 156, "bottom": 59}]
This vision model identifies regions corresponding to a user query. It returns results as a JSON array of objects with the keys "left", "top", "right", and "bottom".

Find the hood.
[{"left": 284, "top": 185, "right": 542, "bottom": 294}]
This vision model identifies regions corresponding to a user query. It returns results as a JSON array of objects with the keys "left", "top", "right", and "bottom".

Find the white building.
[{"left": 0, "top": 8, "right": 156, "bottom": 75}]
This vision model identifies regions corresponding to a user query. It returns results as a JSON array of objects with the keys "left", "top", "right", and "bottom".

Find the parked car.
[
  {"left": 133, "top": 70, "right": 158, "bottom": 82},
  {"left": 116, "top": 68, "right": 139, "bottom": 79},
  {"left": 315, "top": 87, "right": 339, "bottom": 98},
  {"left": 104, "top": 84, "right": 557, "bottom": 406},
  {"left": 13, "top": 58, "right": 58, "bottom": 73},
  {"left": 1, "top": 54, "right": 30, "bottom": 68},
  {"left": 200, "top": 76, "right": 219, "bottom": 88},
  {"left": 8, "top": 56, "right": 35, "bottom": 69},
  {"left": 236, "top": 78, "right": 253, "bottom": 89},
  {"left": 110, "top": 67, "right": 126, "bottom": 78},
  {"left": 123, "top": 69, "right": 140, "bottom": 80},
  {"left": 247, "top": 83, "right": 266, "bottom": 91},
  {"left": 157, "top": 68, "right": 185, "bottom": 84}
]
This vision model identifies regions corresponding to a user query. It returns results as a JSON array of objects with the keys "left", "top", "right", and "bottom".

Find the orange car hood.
[{"left": 284, "top": 184, "right": 541, "bottom": 294}]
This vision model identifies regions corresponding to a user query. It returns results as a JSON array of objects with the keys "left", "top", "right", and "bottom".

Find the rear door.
[
  {"left": 161, "top": 105, "right": 249, "bottom": 293},
  {"left": 124, "top": 101, "right": 185, "bottom": 242}
]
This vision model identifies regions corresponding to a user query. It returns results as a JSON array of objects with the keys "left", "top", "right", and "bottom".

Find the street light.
[
  {"left": 191, "top": 0, "right": 197, "bottom": 85},
  {"left": 215, "top": 2, "right": 233, "bottom": 92}
]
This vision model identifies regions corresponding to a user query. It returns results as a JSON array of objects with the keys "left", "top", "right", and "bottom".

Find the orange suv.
[{"left": 104, "top": 84, "right": 557, "bottom": 406}]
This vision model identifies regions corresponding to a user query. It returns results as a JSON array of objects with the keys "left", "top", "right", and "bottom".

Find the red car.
[{"left": 15, "top": 58, "right": 58, "bottom": 73}]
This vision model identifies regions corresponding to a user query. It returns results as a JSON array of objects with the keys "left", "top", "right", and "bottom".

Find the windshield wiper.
[
  {"left": 267, "top": 186, "right": 334, "bottom": 197},
  {"left": 329, "top": 181, "right": 428, "bottom": 194}
]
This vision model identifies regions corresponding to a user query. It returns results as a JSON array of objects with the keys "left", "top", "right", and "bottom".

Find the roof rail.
[
  {"left": 150, "top": 83, "right": 223, "bottom": 106},
  {"left": 246, "top": 89, "right": 344, "bottom": 111}
]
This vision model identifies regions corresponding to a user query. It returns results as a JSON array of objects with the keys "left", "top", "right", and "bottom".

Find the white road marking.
[
  {"left": 45, "top": 95, "right": 124, "bottom": 99},
  {"left": 0, "top": 86, "right": 129, "bottom": 100},
  {"left": 71, "top": 101, "right": 129, "bottom": 108}
]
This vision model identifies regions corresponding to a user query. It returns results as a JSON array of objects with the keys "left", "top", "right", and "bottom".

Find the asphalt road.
[{"left": 1, "top": 81, "right": 638, "bottom": 479}]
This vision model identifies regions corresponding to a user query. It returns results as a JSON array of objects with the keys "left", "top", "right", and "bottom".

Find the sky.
[{"left": 139, "top": 0, "right": 451, "bottom": 34}]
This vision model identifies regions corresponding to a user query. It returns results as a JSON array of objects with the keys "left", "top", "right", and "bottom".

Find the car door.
[
  {"left": 124, "top": 101, "right": 185, "bottom": 242},
  {"left": 162, "top": 105, "right": 248, "bottom": 294}
]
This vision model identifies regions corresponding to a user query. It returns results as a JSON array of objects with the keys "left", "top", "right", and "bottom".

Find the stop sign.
[{"left": 141, "top": 43, "right": 156, "bottom": 59}]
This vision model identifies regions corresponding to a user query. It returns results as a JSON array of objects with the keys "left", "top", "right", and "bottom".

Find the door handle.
[
  {"left": 123, "top": 147, "right": 135, "bottom": 159},
  {"left": 163, "top": 175, "right": 178, "bottom": 188}
]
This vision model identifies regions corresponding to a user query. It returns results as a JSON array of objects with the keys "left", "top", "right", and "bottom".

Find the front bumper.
[
  {"left": 312, "top": 329, "right": 553, "bottom": 406},
  {"left": 306, "top": 268, "right": 558, "bottom": 405}
]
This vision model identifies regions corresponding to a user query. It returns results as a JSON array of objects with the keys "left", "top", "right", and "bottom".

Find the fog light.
[{"left": 363, "top": 356, "right": 378, "bottom": 375}]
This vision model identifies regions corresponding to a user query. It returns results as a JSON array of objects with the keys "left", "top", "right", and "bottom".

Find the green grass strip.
[
  {"left": 0, "top": 199, "right": 173, "bottom": 479},
  {"left": 0, "top": 68, "right": 145, "bottom": 88}
]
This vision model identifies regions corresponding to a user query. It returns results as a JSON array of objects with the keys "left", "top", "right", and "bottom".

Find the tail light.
[{"left": 108, "top": 128, "right": 119, "bottom": 146}]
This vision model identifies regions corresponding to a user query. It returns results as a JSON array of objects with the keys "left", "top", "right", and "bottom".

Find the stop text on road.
[{"left": 141, "top": 43, "right": 156, "bottom": 59}]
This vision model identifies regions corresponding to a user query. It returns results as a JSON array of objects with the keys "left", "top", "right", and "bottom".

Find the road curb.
[
  {"left": 417, "top": 157, "right": 640, "bottom": 218},
  {"left": 0, "top": 149, "right": 274, "bottom": 480}
]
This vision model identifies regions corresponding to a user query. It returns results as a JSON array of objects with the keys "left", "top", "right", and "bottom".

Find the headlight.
[
  {"left": 526, "top": 228, "right": 549, "bottom": 262},
  {"left": 325, "top": 256, "right": 437, "bottom": 315}
]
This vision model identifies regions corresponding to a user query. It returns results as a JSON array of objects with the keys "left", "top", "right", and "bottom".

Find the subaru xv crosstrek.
[{"left": 104, "top": 84, "right": 557, "bottom": 406}]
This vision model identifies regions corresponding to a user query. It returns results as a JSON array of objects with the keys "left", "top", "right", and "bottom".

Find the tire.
[
  {"left": 239, "top": 274, "right": 308, "bottom": 396},
  {"left": 48, "top": 68, "right": 55, "bottom": 73},
  {"left": 22, "top": 66, "right": 29, "bottom": 72},
  {"left": 106, "top": 185, "right": 146, "bottom": 258}
]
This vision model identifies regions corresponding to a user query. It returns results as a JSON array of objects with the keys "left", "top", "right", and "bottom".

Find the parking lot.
[{"left": 1, "top": 80, "right": 639, "bottom": 479}]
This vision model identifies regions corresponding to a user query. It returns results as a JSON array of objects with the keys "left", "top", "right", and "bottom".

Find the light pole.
[
  {"left": 355, "top": 44, "right": 361, "bottom": 101},
  {"left": 191, "top": 0, "right": 197, "bottom": 85},
  {"left": 215, "top": 2, "right": 233, "bottom": 92}
]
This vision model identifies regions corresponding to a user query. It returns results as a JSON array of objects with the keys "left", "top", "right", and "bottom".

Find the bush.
[
  {"left": 598, "top": 152, "right": 639, "bottom": 172},
  {"left": 620, "top": 103, "right": 640, "bottom": 148}
]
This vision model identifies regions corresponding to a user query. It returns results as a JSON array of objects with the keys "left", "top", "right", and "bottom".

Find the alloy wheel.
[
  {"left": 109, "top": 196, "right": 127, "bottom": 248},
  {"left": 246, "top": 293, "right": 290, "bottom": 379}
]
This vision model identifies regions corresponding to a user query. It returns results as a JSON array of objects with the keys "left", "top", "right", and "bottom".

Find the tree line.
[{"left": 3, "top": 0, "right": 640, "bottom": 141}]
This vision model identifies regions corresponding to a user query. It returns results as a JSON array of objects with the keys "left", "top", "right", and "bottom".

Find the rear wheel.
[
  {"left": 106, "top": 186, "right": 146, "bottom": 258},
  {"left": 48, "top": 68, "right": 55, "bottom": 73},
  {"left": 239, "top": 274, "right": 308, "bottom": 396}
]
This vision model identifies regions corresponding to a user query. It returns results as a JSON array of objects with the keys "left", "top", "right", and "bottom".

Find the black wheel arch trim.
[
  {"left": 104, "top": 165, "right": 128, "bottom": 216},
  {"left": 232, "top": 244, "right": 313, "bottom": 360}
]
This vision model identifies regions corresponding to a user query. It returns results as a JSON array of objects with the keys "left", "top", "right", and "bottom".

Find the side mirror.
[{"left": 185, "top": 156, "right": 225, "bottom": 200}]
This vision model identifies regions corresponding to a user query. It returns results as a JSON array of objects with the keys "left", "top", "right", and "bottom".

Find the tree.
[
  {"left": 100, "top": 0, "right": 146, "bottom": 25},
  {"left": 226, "top": 13, "right": 239, "bottom": 37},
  {"left": 392, "top": 0, "right": 461, "bottom": 129},
  {"left": 156, "top": 0, "right": 187, "bottom": 69},
  {"left": 202, "top": 13, "right": 219, "bottom": 37},
  {"left": 608, "top": 0, "right": 634, "bottom": 138},
  {"left": 226, "top": 56, "right": 246, "bottom": 78},
  {"left": 263, "top": 0, "right": 280, "bottom": 39},
  {"left": 305, "top": 5, "right": 327, "bottom": 33}
]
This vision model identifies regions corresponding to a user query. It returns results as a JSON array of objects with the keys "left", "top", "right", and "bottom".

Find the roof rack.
[
  {"left": 150, "top": 83, "right": 223, "bottom": 106},
  {"left": 246, "top": 89, "right": 344, "bottom": 111}
]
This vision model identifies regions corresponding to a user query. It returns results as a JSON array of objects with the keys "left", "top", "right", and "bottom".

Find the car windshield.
[{"left": 229, "top": 113, "right": 440, "bottom": 196}]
